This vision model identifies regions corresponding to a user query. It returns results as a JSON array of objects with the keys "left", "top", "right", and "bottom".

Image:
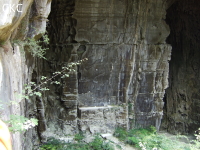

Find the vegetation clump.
[
  {"left": 12, "top": 33, "right": 49, "bottom": 59},
  {"left": 40, "top": 134, "right": 114, "bottom": 150},
  {"left": 114, "top": 126, "right": 200, "bottom": 150}
]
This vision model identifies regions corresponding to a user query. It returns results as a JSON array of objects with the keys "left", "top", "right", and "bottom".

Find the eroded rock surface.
[
  {"left": 35, "top": 0, "right": 171, "bottom": 141},
  {"left": 0, "top": 0, "right": 51, "bottom": 149},
  {"left": 73, "top": 0, "right": 171, "bottom": 131},
  {"left": 1, "top": 0, "right": 200, "bottom": 149}
]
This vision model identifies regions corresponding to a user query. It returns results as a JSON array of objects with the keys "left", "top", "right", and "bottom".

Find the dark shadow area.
[{"left": 162, "top": 0, "right": 200, "bottom": 134}]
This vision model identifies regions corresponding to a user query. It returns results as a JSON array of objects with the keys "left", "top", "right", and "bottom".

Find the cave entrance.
[{"left": 162, "top": 0, "right": 200, "bottom": 134}]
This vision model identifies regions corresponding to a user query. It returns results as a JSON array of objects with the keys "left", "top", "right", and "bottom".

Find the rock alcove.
[{"left": 162, "top": 0, "right": 200, "bottom": 134}]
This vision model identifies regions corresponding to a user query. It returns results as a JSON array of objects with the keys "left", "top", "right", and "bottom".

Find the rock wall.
[
  {"left": 0, "top": 0, "right": 51, "bottom": 149},
  {"left": 34, "top": 0, "right": 172, "bottom": 142},
  {"left": 0, "top": 0, "right": 33, "bottom": 42},
  {"left": 162, "top": 0, "right": 200, "bottom": 134},
  {"left": 1, "top": 0, "right": 200, "bottom": 149},
  {"left": 73, "top": 0, "right": 171, "bottom": 130}
]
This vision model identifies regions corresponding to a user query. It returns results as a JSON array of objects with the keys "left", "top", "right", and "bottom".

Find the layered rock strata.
[
  {"left": 36, "top": 0, "right": 171, "bottom": 140},
  {"left": 2, "top": 0, "right": 200, "bottom": 149}
]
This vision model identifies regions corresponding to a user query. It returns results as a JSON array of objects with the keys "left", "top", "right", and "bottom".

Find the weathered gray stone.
[
  {"left": 2, "top": 0, "right": 200, "bottom": 149},
  {"left": 78, "top": 105, "right": 127, "bottom": 134},
  {"left": 32, "top": 0, "right": 172, "bottom": 139},
  {"left": 0, "top": 0, "right": 51, "bottom": 149}
]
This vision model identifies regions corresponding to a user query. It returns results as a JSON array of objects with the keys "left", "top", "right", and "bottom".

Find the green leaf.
[{"left": 34, "top": 92, "right": 42, "bottom": 97}]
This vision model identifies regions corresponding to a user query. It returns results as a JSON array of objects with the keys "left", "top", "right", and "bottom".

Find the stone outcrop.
[
  {"left": 0, "top": 0, "right": 33, "bottom": 42},
  {"left": 0, "top": 0, "right": 51, "bottom": 149}
]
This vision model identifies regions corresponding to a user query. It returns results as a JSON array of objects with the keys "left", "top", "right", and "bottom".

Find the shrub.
[
  {"left": 24, "top": 36, "right": 48, "bottom": 59},
  {"left": 12, "top": 33, "right": 49, "bottom": 59},
  {"left": 114, "top": 126, "right": 198, "bottom": 150},
  {"left": 40, "top": 135, "right": 114, "bottom": 150},
  {"left": 126, "top": 136, "right": 139, "bottom": 146},
  {"left": 74, "top": 133, "right": 84, "bottom": 142},
  {"left": 40, "top": 138, "right": 65, "bottom": 150},
  {"left": 89, "top": 135, "right": 114, "bottom": 150},
  {"left": 5, "top": 115, "right": 38, "bottom": 133},
  {"left": 113, "top": 127, "right": 127, "bottom": 141}
]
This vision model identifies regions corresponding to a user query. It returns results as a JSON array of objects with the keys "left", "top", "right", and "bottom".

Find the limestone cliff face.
[
  {"left": 0, "top": 0, "right": 200, "bottom": 149},
  {"left": 73, "top": 0, "right": 171, "bottom": 130},
  {"left": 34, "top": 0, "right": 171, "bottom": 142},
  {"left": 0, "top": 0, "right": 33, "bottom": 42},
  {"left": 0, "top": 0, "right": 51, "bottom": 149}
]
